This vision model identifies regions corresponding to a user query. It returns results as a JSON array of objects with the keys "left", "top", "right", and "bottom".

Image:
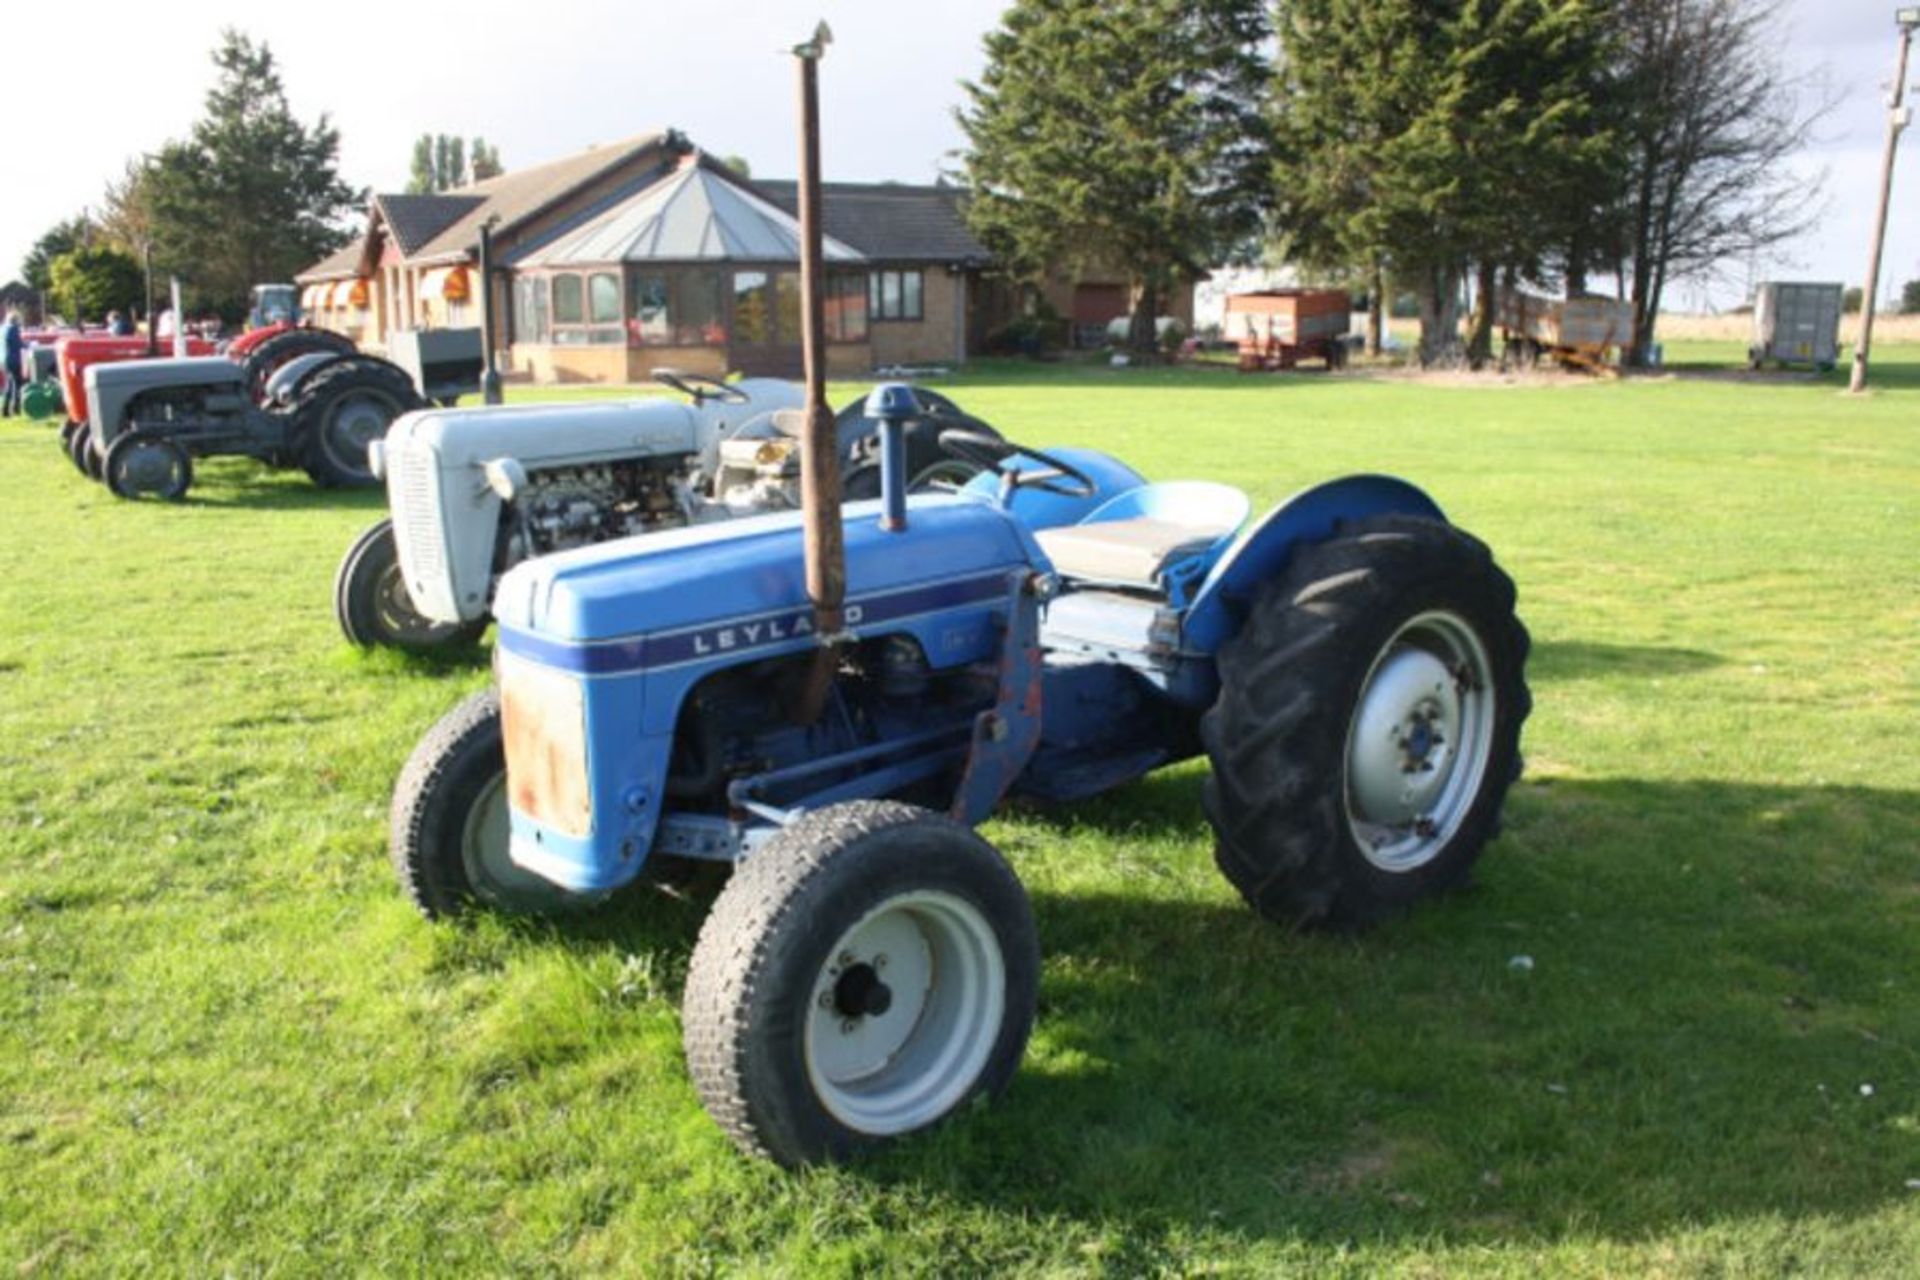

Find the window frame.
[{"left": 868, "top": 268, "right": 925, "bottom": 323}]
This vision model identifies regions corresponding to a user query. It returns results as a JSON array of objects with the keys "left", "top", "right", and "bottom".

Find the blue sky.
[{"left": 5, "top": 0, "right": 1912, "bottom": 311}]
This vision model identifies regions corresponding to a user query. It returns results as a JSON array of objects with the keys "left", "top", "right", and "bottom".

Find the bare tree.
[{"left": 1615, "top": 0, "right": 1830, "bottom": 365}]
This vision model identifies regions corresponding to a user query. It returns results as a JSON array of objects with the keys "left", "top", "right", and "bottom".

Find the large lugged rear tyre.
[
  {"left": 294, "top": 357, "right": 423, "bottom": 488},
  {"left": 1201, "top": 515, "right": 1531, "bottom": 930},
  {"left": 241, "top": 327, "right": 354, "bottom": 405},
  {"left": 683, "top": 801, "right": 1038, "bottom": 1167},
  {"left": 335, "top": 519, "right": 488, "bottom": 651},
  {"left": 389, "top": 689, "right": 589, "bottom": 920}
]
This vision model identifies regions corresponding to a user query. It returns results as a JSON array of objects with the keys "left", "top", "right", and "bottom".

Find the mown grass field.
[{"left": 2, "top": 346, "right": 1917, "bottom": 1275}]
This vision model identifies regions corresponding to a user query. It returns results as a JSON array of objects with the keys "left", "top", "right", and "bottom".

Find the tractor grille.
[{"left": 390, "top": 440, "right": 446, "bottom": 586}]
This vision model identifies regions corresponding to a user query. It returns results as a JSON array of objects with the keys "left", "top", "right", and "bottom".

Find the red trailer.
[{"left": 1226, "top": 289, "right": 1352, "bottom": 371}]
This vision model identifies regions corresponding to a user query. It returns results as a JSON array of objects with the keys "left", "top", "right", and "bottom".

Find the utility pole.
[
  {"left": 1849, "top": 7, "right": 1919, "bottom": 394},
  {"left": 477, "top": 216, "right": 502, "bottom": 406}
]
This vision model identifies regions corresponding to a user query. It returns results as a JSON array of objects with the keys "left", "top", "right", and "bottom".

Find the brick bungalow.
[{"left": 297, "top": 130, "right": 1042, "bottom": 381}]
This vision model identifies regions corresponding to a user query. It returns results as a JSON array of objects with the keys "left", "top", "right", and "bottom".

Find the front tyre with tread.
[
  {"left": 335, "top": 519, "right": 487, "bottom": 651},
  {"left": 683, "top": 801, "right": 1037, "bottom": 1167},
  {"left": 1202, "top": 515, "right": 1530, "bottom": 930},
  {"left": 389, "top": 689, "right": 590, "bottom": 919},
  {"left": 102, "top": 431, "right": 193, "bottom": 500}
]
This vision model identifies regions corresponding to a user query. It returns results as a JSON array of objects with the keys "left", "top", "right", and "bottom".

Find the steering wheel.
[
  {"left": 653, "top": 368, "right": 749, "bottom": 405},
  {"left": 938, "top": 429, "right": 1096, "bottom": 498}
]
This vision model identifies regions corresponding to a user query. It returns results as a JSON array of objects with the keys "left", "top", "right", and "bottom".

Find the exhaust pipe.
[{"left": 791, "top": 21, "right": 844, "bottom": 725}]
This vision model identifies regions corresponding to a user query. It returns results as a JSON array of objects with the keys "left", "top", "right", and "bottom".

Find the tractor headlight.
[{"left": 498, "top": 651, "right": 593, "bottom": 837}]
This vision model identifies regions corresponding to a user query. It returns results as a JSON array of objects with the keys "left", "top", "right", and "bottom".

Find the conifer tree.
[
  {"left": 1272, "top": 0, "right": 1612, "bottom": 364},
  {"left": 960, "top": 0, "right": 1273, "bottom": 352},
  {"left": 143, "top": 30, "right": 359, "bottom": 317}
]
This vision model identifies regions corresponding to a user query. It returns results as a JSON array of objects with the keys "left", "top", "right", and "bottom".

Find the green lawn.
[{"left": 2, "top": 347, "right": 1917, "bottom": 1275}]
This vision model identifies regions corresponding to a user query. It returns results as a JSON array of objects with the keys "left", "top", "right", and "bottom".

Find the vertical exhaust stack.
[
  {"left": 170, "top": 278, "right": 187, "bottom": 359},
  {"left": 792, "top": 21, "right": 845, "bottom": 724}
]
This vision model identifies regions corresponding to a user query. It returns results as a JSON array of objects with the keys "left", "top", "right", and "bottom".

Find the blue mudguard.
[{"left": 1180, "top": 474, "right": 1447, "bottom": 654}]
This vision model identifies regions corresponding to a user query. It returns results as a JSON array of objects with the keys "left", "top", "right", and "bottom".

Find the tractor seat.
[
  {"left": 1032, "top": 480, "right": 1250, "bottom": 594},
  {"left": 1035, "top": 518, "right": 1226, "bottom": 586}
]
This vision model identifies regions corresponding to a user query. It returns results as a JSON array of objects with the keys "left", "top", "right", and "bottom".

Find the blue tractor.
[
  {"left": 386, "top": 27, "right": 1530, "bottom": 1167},
  {"left": 389, "top": 393, "right": 1531, "bottom": 1166}
]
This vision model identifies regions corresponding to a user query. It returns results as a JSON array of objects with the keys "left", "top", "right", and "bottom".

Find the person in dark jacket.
[
  {"left": 106, "top": 310, "right": 134, "bottom": 337},
  {"left": 2, "top": 311, "right": 24, "bottom": 417}
]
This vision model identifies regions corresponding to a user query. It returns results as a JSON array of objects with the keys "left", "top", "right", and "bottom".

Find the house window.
[
  {"left": 548, "top": 271, "right": 625, "bottom": 345},
  {"left": 588, "top": 272, "right": 621, "bottom": 325},
  {"left": 826, "top": 272, "right": 868, "bottom": 342},
  {"left": 868, "top": 269, "right": 923, "bottom": 322},
  {"left": 675, "top": 270, "right": 726, "bottom": 345},
  {"left": 734, "top": 271, "right": 774, "bottom": 345},
  {"left": 552, "top": 274, "right": 584, "bottom": 324},
  {"left": 513, "top": 277, "right": 549, "bottom": 344},
  {"left": 630, "top": 274, "right": 670, "bottom": 343},
  {"left": 628, "top": 269, "right": 728, "bottom": 346}
]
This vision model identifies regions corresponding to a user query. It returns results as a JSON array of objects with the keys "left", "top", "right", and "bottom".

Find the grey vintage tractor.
[
  {"left": 334, "top": 371, "right": 998, "bottom": 651},
  {"left": 77, "top": 329, "right": 481, "bottom": 501}
]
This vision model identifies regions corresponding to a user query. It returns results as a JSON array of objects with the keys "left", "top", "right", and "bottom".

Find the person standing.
[{"left": 1, "top": 311, "right": 24, "bottom": 418}]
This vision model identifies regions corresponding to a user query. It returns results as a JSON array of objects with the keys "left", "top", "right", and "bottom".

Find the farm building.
[{"left": 298, "top": 129, "right": 1155, "bottom": 381}]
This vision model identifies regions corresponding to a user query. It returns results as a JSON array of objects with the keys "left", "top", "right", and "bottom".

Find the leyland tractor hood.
[{"left": 492, "top": 494, "right": 1040, "bottom": 650}]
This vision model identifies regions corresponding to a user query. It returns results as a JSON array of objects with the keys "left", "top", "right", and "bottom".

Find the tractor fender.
[
  {"left": 263, "top": 351, "right": 345, "bottom": 406},
  {"left": 1180, "top": 474, "right": 1447, "bottom": 653}
]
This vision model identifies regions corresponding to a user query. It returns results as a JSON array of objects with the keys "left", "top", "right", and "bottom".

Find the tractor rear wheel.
[
  {"left": 59, "top": 419, "right": 79, "bottom": 454},
  {"left": 389, "top": 689, "right": 593, "bottom": 920},
  {"left": 294, "top": 358, "right": 423, "bottom": 488},
  {"left": 1201, "top": 515, "right": 1531, "bottom": 930},
  {"left": 335, "top": 519, "right": 487, "bottom": 651},
  {"left": 241, "top": 327, "right": 354, "bottom": 405},
  {"left": 102, "top": 431, "right": 193, "bottom": 501},
  {"left": 683, "top": 800, "right": 1037, "bottom": 1166}
]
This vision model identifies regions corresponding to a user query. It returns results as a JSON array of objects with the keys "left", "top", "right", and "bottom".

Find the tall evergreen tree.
[
  {"left": 407, "top": 135, "right": 436, "bottom": 194},
  {"left": 1272, "top": 0, "right": 1612, "bottom": 364},
  {"left": 959, "top": 0, "right": 1273, "bottom": 352},
  {"left": 143, "top": 30, "right": 359, "bottom": 318},
  {"left": 470, "top": 138, "right": 504, "bottom": 182},
  {"left": 410, "top": 134, "right": 499, "bottom": 191}
]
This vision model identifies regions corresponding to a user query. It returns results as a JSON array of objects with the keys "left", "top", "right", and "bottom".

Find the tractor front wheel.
[
  {"left": 102, "top": 431, "right": 193, "bottom": 501},
  {"left": 335, "top": 519, "right": 487, "bottom": 651},
  {"left": 68, "top": 423, "right": 96, "bottom": 478},
  {"left": 389, "top": 689, "right": 594, "bottom": 920},
  {"left": 683, "top": 801, "right": 1037, "bottom": 1166},
  {"left": 1202, "top": 515, "right": 1531, "bottom": 930}
]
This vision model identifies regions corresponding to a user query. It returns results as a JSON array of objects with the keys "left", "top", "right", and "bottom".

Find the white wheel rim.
[
  {"left": 460, "top": 771, "right": 522, "bottom": 901},
  {"left": 1344, "top": 609, "right": 1496, "bottom": 873},
  {"left": 804, "top": 890, "right": 1005, "bottom": 1136}
]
